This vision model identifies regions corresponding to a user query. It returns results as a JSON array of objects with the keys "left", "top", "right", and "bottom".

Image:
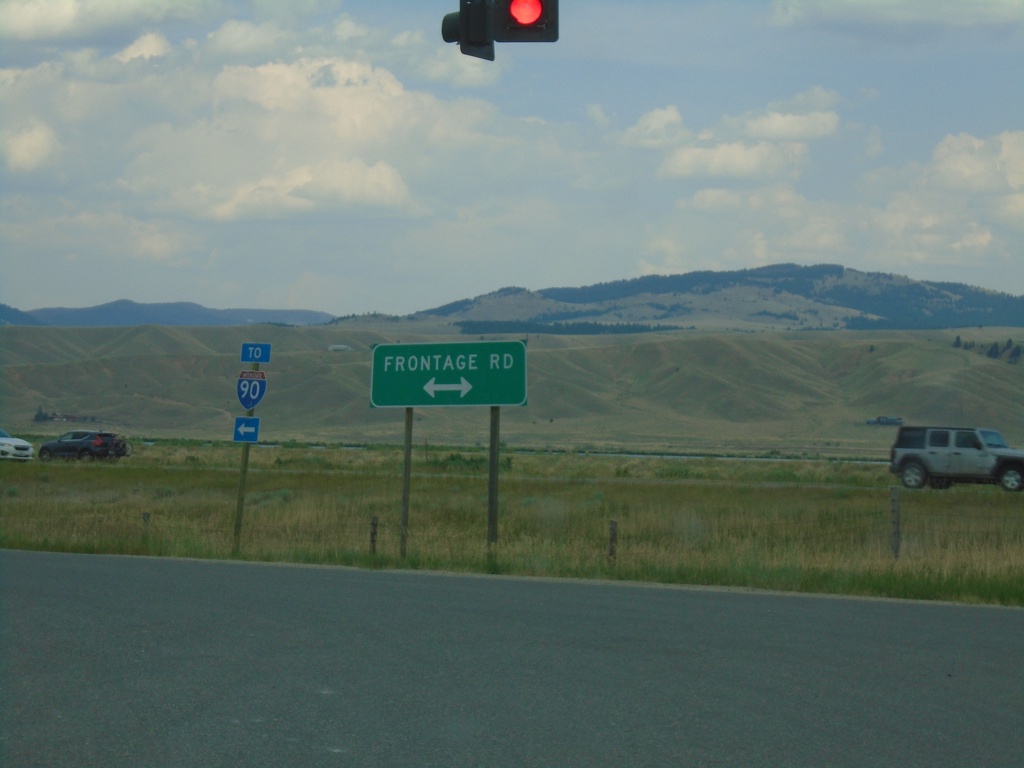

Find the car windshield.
[
  {"left": 979, "top": 430, "right": 1009, "bottom": 449},
  {"left": 0, "top": 429, "right": 11, "bottom": 438}
]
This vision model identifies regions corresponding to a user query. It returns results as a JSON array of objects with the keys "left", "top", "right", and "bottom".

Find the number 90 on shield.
[{"left": 237, "top": 370, "right": 267, "bottom": 410}]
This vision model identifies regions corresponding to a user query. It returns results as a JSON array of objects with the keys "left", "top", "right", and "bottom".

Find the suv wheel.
[
  {"left": 39, "top": 447, "right": 53, "bottom": 461},
  {"left": 999, "top": 465, "right": 1023, "bottom": 493},
  {"left": 900, "top": 461, "right": 928, "bottom": 490},
  {"left": 78, "top": 449, "right": 93, "bottom": 461}
]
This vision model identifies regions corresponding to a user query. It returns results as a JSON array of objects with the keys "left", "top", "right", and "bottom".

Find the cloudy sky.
[{"left": 2, "top": 0, "right": 1022, "bottom": 316}]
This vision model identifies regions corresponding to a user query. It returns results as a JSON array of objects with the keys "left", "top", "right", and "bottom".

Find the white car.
[{"left": 0, "top": 428, "right": 34, "bottom": 460}]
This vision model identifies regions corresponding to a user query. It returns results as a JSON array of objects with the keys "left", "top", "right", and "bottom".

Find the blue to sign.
[
  {"left": 234, "top": 416, "right": 260, "bottom": 443},
  {"left": 240, "top": 342, "right": 272, "bottom": 364}
]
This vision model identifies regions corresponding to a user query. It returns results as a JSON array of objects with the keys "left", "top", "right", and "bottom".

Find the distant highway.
[{"left": 3, "top": 550, "right": 1021, "bottom": 767}]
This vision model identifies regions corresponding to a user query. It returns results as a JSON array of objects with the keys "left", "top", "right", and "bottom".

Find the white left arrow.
[
  {"left": 237, "top": 423, "right": 257, "bottom": 437},
  {"left": 424, "top": 377, "right": 473, "bottom": 398}
]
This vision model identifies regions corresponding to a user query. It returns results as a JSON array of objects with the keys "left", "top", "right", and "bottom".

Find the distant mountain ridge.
[
  {"left": 4, "top": 264, "right": 1022, "bottom": 330},
  {"left": 412, "top": 264, "right": 1024, "bottom": 332},
  {"left": 8, "top": 300, "right": 334, "bottom": 328},
  {"left": 0, "top": 303, "right": 42, "bottom": 327}
]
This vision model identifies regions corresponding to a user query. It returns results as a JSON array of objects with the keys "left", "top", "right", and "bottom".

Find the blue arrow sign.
[
  {"left": 240, "top": 342, "right": 272, "bottom": 364},
  {"left": 237, "top": 370, "right": 267, "bottom": 410},
  {"left": 233, "top": 416, "right": 261, "bottom": 443}
]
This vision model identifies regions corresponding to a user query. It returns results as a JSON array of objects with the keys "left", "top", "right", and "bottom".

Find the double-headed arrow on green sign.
[{"left": 371, "top": 340, "right": 527, "bottom": 408}]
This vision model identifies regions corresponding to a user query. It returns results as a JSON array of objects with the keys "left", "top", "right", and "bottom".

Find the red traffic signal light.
[
  {"left": 495, "top": 0, "right": 558, "bottom": 42},
  {"left": 510, "top": 0, "right": 542, "bottom": 25}
]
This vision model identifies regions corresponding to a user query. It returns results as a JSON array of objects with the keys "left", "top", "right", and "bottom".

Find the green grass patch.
[{"left": 2, "top": 444, "right": 1022, "bottom": 605}]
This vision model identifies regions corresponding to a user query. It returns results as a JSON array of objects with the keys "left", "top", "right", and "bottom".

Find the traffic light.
[{"left": 442, "top": 0, "right": 558, "bottom": 60}]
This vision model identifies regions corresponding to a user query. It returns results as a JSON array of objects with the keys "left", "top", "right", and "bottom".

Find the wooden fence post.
[
  {"left": 370, "top": 516, "right": 379, "bottom": 555},
  {"left": 608, "top": 520, "right": 618, "bottom": 565},
  {"left": 890, "top": 487, "right": 901, "bottom": 561}
]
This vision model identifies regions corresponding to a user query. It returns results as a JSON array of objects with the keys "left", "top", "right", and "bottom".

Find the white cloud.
[
  {"left": 655, "top": 128, "right": 1021, "bottom": 285},
  {"left": 773, "top": 0, "right": 1024, "bottom": 27},
  {"left": 743, "top": 111, "right": 839, "bottom": 141},
  {"left": 3, "top": 120, "right": 59, "bottom": 171},
  {"left": 3, "top": 208, "right": 188, "bottom": 263},
  {"left": 106, "top": 51, "right": 500, "bottom": 221},
  {"left": 851, "top": 131, "right": 1024, "bottom": 272},
  {"left": 871, "top": 191, "right": 971, "bottom": 262},
  {"left": 115, "top": 32, "right": 172, "bottom": 63},
  {"left": 419, "top": 49, "right": 502, "bottom": 89},
  {"left": 622, "top": 106, "right": 689, "bottom": 148},
  {"left": 660, "top": 142, "right": 809, "bottom": 179},
  {"left": 864, "top": 126, "right": 884, "bottom": 158},
  {"left": 334, "top": 16, "right": 369, "bottom": 42},
  {"left": 206, "top": 20, "right": 290, "bottom": 56},
  {"left": 688, "top": 188, "right": 745, "bottom": 211},
  {"left": 994, "top": 194, "right": 1024, "bottom": 229},
  {"left": 926, "top": 131, "right": 1024, "bottom": 193},
  {"left": 997, "top": 131, "right": 1024, "bottom": 189},
  {"left": 0, "top": 0, "right": 217, "bottom": 41},
  {"left": 210, "top": 159, "right": 410, "bottom": 221},
  {"left": 773, "top": 86, "right": 841, "bottom": 113},
  {"left": 638, "top": 237, "right": 691, "bottom": 277},
  {"left": 212, "top": 58, "right": 410, "bottom": 133},
  {"left": 587, "top": 104, "right": 611, "bottom": 129}
]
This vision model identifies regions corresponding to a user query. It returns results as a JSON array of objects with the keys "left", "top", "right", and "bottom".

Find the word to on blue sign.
[{"left": 240, "top": 342, "right": 272, "bottom": 364}]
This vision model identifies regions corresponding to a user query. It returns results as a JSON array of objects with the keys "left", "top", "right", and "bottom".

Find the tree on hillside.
[{"left": 953, "top": 335, "right": 962, "bottom": 348}]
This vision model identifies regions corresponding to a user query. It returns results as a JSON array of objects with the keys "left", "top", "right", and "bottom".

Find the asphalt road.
[{"left": 2, "top": 550, "right": 1021, "bottom": 767}]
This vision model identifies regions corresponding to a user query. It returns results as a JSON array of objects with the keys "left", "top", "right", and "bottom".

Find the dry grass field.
[{"left": 2, "top": 442, "right": 1021, "bottom": 605}]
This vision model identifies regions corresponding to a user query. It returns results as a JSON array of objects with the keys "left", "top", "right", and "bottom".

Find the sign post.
[
  {"left": 233, "top": 343, "right": 271, "bottom": 555},
  {"left": 370, "top": 340, "right": 527, "bottom": 554}
]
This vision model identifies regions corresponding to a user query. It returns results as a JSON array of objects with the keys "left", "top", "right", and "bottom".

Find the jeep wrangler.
[{"left": 889, "top": 426, "right": 1024, "bottom": 492}]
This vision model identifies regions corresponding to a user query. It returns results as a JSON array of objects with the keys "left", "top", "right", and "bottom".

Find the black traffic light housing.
[
  {"left": 442, "top": 0, "right": 495, "bottom": 61},
  {"left": 442, "top": 0, "right": 558, "bottom": 60}
]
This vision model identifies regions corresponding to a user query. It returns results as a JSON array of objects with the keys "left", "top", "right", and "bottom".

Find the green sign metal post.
[{"left": 370, "top": 340, "right": 527, "bottom": 555}]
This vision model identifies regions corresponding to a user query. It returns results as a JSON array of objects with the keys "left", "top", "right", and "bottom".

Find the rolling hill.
[
  {"left": 408, "top": 264, "right": 1024, "bottom": 333},
  {"left": 6, "top": 264, "right": 1023, "bottom": 332},
  {"left": 4, "top": 300, "right": 333, "bottom": 328},
  {"left": 2, "top": 323, "right": 1021, "bottom": 457}
]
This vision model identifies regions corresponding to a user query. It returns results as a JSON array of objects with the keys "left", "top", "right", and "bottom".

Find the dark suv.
[
  {"left": 889, "top": 426, "right": 1024, "bottom": 492},
  {"left": 38, "top": 431, "right": 131, "bottom": 461}
]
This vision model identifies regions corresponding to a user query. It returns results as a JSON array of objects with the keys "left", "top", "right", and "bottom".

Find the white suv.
[{"left": 889, "top": 426, "right": 1024, "bottom": 492}]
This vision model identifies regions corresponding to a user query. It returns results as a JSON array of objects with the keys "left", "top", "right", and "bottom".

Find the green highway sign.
[{"left": 371, "top": 340, "right": 527, "bottom": 408}]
